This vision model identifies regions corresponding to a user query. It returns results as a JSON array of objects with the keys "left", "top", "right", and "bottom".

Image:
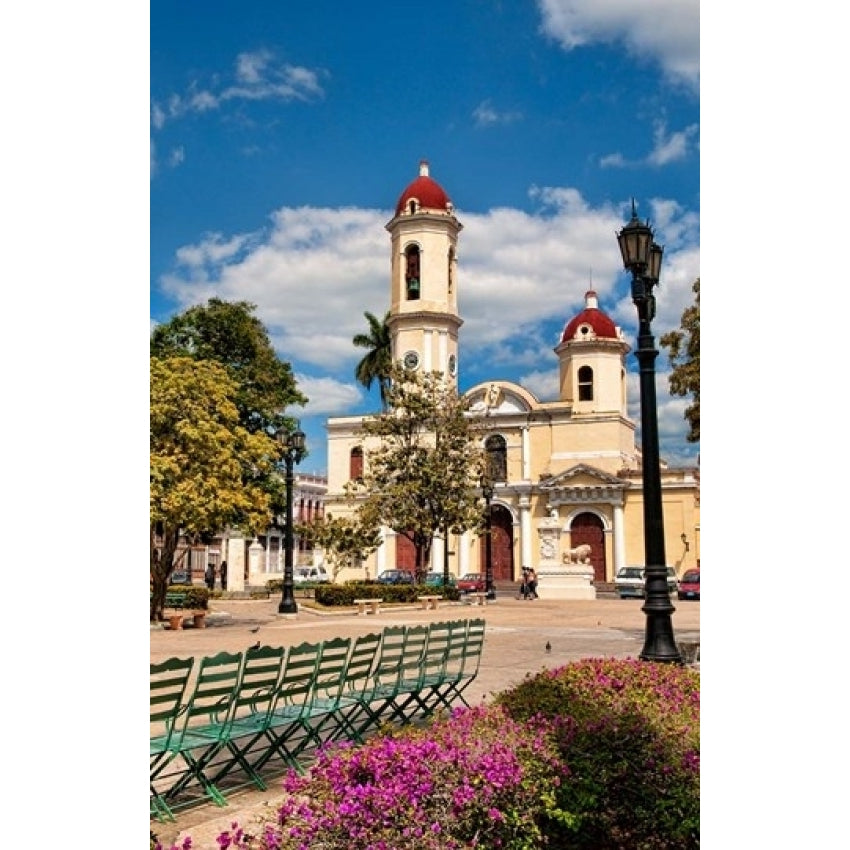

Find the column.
[
  {"left": 519, "top": 496, "right": 533, "bottom": 571},
  {"left": 612, "top": 502, "right": 626, "bottom": 577}
]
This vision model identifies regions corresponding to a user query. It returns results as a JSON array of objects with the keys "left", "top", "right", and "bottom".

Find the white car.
[
  {"left": 293, "top": 566, "right": 330, "bottom": 583},
  {"left": 615, "top": 566, "right": 677, "bottom": 599}
]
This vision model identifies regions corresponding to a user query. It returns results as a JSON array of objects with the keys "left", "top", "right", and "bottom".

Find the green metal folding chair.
[
  {"left": 249, "top": 640, "right": 323, "bottom": 777},
  {"left": 317, "top": 630, "right": 382, "bottom": 745},
  {"left": 376, "top": 623, "right": 430, "bottom": 726},
  {"left": 397, "top": 618, "right": 454, "bottom": 720},
  {"left": 345, "top": 624, "right": 408, "bottom": 739},
  {"left": 204, "top": 644, "right": 286, "bottom": 796},
  {"left": 150, "top": 655, "right": 195, "bottom": 822},
  {"left": 436, "top": 617, "right": 486, "bottom": 709},
  {"left": 285, "top": 636, "right": 353, "bottom": 762},
  {"left": 157, "top": 650, "right": 244, "bottom": 810}
]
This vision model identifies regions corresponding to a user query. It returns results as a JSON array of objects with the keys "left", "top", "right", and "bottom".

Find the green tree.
[
  {"left": 150, "top": 356, "right": 279, "bottom": 620},
  {"left": 660, "top": 278, "right": 700, "bottom": 443},
  {"left": 296, "top": 514, "right": 382, "bottom": 580},
  {"left": 151, "top": 297, "right": 307, "bottom": 435},
  {"left": 353, "top": 310, "right": 392, "bottom": 411},
  {"left": 352, "top": 363, "right": 487, "bottom": 582}
]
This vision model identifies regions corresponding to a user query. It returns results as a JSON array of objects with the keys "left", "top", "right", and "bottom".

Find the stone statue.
[
  {"left": 563, "top": 543, "right": 592, "bottom": 565},
  {"left": 540, "top": 538, "right": 555, "bottom": 559},
  {"left": 484, "top": 383, "right": 503, "bottom": 410},
  {"left": 548, "top": 506, "right": 559, "bottom": 520}
]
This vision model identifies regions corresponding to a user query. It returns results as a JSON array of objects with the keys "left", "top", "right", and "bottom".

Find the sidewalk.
[{"left": 150, "top": 592, "right": 700, "bottom": 849}]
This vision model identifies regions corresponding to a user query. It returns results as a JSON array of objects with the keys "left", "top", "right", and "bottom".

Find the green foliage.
[
  {"left": 495, "top": 658, "right": 700, "bottom": 849},
  {"left": 353, "top": 309, "right": 392, "bottom": 411},
  {"left": 353, "top": 363, "right": 487, "bottom": 580},
  {"left": 165, "top": 584, "right": 210, "bottom": 610},
  {"left": 150, "top": 297, "right": 307, "bottom": 436},
  {"left": 150, "top": 355, "right": 280, "bottom": 620},
  {"left": 295, "top": 514, "right": 382, "bottom": 578},
  {"left": 660, "top": 278, "right": 700, "bottom": 444}
]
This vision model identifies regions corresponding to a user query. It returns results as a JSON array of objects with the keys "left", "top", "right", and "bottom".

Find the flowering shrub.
[
  {"left": 214, "top": 704, "right": 569, "bottom": 849},
  {"left": 494, "top": 658, "right": 700, "bottom": 850}
]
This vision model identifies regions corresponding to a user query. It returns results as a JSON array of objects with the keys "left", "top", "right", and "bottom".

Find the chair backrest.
[
  {"left": 370, "top": 625, "right": 407, "bottom": 686},
  {"left": 230, "top": 644, "right": 286, "bottom": 721},
  {"left": 150, "top": 655, "right": 195, "bottom": 726},
  {"left": 272, "top": 640, "right": 322, "bottom": 709},
  {"left": 461, "top": 617, "right": 487, "bottom": 676},
  {"left": 397, "top": 624, "right": 430, "bottom": 681},
  {"left": 311, "top": 636, "right": 352, "bottom": 702},
  {"left": 420, "top": 620, "right": 453, "bottom": 680},
  {"left": 171, "top": 650, "right": 244, "bottom": 744},
  {"left": 342, "top": 631, "right": 382, "bottom": 695}
]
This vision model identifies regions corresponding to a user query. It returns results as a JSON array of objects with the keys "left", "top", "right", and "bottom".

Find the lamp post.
[
  {"left": 617, "top": 200, "right": 682, "bottom": 664},
  {"left": 482, "top": 480, "right": 496, "bottom": 600},
  {"left": 276, "top": 425, "right": 306, "bottom": 616}
]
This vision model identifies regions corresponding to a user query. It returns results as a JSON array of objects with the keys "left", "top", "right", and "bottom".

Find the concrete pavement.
[{"left": 150, "top": 591, "right": 699, "bottom": 849}]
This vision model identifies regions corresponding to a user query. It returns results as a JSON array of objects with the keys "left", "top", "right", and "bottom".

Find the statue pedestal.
[{"left": 535, "top": 517, "right": 596, "bottom": 600}]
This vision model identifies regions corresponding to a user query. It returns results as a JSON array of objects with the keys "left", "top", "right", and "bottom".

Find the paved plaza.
[{"left": 150, "top": 592, "right": 700, "bottom": 849}]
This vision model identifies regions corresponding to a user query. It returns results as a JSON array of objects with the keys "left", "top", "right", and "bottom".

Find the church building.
[{"left": 325, "top": 162, "right": 699, "bottom": 596}]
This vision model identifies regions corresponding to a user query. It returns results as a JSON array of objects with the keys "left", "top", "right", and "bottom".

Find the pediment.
[{"left": 539, "top": 463, "right": 626, "bottom": 489}]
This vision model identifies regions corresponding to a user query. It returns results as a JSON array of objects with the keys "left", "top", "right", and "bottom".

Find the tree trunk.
[{"left": 150, "top": 524, "right": 182, "bottom": 621}]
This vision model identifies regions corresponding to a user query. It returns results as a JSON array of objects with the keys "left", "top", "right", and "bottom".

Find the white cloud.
[
  {"left": 473, "top": 100, "right": 523, "bottom": 127},
  {"left": 151, "top": 50, "right": 326, "bottom": 130},
  {"left": 537, "top": 0, "right": 699, "bottom": 91},
  {"left": 155, "top": 189, "right": 698, "bottom": 464},
  {"left": 647, "top": 121, "right": 699, "bottom": 166}
]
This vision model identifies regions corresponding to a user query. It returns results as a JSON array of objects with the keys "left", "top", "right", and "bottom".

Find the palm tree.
[{"left": 353, "top": 310, "right": 392, "bottom": 410}]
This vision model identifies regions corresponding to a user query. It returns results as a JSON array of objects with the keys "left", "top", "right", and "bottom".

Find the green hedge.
[{"left": 165, "top": 584, "right": 210, "bottom": 610}]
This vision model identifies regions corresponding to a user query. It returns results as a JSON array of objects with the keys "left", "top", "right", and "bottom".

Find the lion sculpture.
[{"left": 563, "top": 544, "right": 592, "bottom": 564}]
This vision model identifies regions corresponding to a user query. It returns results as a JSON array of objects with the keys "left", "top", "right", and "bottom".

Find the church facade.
[{"left": 325, "top": 162, "right": 699, "bottom": 593}]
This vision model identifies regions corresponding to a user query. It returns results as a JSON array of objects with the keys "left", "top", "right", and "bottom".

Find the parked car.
[
  {"left": 423, "top": 571, "right": 456, "bottom": 588},
  {"left": 376, "top": 569, "right": 415, "bottom": 585},
  {"left": 293, "top": 566, "right": 330, "bottom": 583},
  {"left": 457, "top": 572, "right": 486, "bottom": 593},
  {"left": 615, "top": 566, "right": 678, "bottom": 599},
  {"left": 677, "top": 567, "right": 700, "bottom": 600}
]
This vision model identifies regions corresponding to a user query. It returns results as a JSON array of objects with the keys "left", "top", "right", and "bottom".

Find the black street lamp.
[
  {"left": 276, "top": 425, "right": 306, "bottom": 615},
  {"left": 617, "top": 200, "right": 682, "bottom": 664},
  {"left": 481, "top": 480, "right": 496, "bottom": 600}
]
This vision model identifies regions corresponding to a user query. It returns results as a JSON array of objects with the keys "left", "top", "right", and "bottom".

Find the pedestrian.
[
  {"left": 527, "top": 566, "right": 539, "bottom": 599},
  {"left": 220, "top": 561, "right": 227, "bottom": 591},
  {"left": 205, "top": 563, "right": 215, "bottom": 591},
  {"left": 519, "top": 566, "right": 531, "bottom": 600}
]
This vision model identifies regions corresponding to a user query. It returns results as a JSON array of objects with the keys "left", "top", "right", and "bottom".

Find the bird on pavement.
[
  {"left": 249, "top": 640, "right": 261, "bottom": 651},
  {"left": 249, "top": 626, "right": 260, "bottom": 633},
  {"left": 545, "top": 640, "right": 552, "bottom": 654}
]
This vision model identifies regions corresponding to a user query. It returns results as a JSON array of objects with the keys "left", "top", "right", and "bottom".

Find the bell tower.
[{"left": 385, "top": 161, "right": 463, "bottom": 387}]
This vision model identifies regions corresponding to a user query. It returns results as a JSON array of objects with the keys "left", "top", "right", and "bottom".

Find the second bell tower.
[{"left": 385, "top": 160, "right": 463, "bottom": 387}]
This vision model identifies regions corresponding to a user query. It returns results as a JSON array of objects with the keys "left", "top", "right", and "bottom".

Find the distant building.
[{"left": 324, "top": 162, "right": 699, "bottom": 593}]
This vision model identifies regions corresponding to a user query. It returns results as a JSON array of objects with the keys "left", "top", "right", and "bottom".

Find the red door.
[
  {"left": 569, "top": 512, "right": 606, "bottom": 582},
  {"left": 395, "top": 533, "right": 416, "bottom": 571},
  {"left": 481, "top": 504, "right": 514, "bottom": 582}
]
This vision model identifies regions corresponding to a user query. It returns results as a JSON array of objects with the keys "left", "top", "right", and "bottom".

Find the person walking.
[
  {"left": 220, "top": 561, "right": 228, "bottom": 591},
  {"left": 205, "top": 563, "right": 215, "bottom": 591},
  {"left": 519, "top": 567, "right": 531, "bottom": 599},
  {"left": 527, "top": 567, "right": 539, "bottom": 599}
]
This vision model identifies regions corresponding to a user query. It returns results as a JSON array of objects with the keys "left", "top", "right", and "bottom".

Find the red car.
[
  {"left": 457, "top": 572, "right": 486, "bottom": 593},
  {"left": 677, "top": 568, "right": 700, "bottom": 600}
]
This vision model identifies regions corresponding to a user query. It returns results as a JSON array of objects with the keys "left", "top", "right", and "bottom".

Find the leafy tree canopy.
[
  {"left": 150, "top": 355, "right": 279, "bottom": 618},
  {"left": 660, "top": 278, "right": 700, "bottom": 443},
  {"left": 151, "top": 298, "right": 307, "bottom": 435},
  {"left": 296, "top": 514, "right": 382, "bottom": 580},
  {"left": 351, "top": 364, "right": 487, "bottom": 578}
]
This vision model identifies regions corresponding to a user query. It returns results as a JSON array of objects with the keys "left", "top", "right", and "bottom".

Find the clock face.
[
  {"left": 448, "top": 354, "right": 457, "bottom": 376},
  {"left": 403, "top": 350, "right": 420, "bottom": 371}
]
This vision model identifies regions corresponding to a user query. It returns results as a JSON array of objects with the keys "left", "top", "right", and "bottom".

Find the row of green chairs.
[{"left": 150, "top": 618, "right": 486, "bottom": 822}]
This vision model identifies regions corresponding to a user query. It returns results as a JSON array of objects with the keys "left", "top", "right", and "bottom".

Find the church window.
[
  {"left": 485, "top": 434, "right": 507, "bottom": 482},
  {"left": 578, "top": 366, "right": 594, "bottom": 401},
  {"left": 405, "top": 246, "right": 421, "bottom": 300},
  {"left": 350, "top": 446, "right": 364, "bottom": 481}
]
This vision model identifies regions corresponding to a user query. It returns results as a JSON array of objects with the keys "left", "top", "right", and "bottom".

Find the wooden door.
[
  {"left": 481, "top": 504, "right": 514, "bottom": 582},
  {"left": 569, "top": 512, "right": 606, "bottom": 582}
]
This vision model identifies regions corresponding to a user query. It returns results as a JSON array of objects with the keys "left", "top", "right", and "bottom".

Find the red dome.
[
  {"left": 561, "top": 291, "right": 619, "bottom": 342},
  {"left": 395, "top": 160, "right": 452, "bottom": 215}
]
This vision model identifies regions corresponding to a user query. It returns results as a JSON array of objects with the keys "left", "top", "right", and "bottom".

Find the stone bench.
[
  {"left": 353, "top": 598, "right": 382, "bottom": 615},
  {"left": 469, "top": 592, "right": 488, "bottom": 606},
  {"left": 417, "top": 595, "right": 441, "bottom": 610}
]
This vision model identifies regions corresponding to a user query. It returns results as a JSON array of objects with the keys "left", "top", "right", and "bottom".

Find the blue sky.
[{"left": 151, "top": 0, "right": 700, "bottom": 476}]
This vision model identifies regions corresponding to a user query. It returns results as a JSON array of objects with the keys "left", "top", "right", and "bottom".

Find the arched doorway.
[
  {"left": 570, "top": 512, "right": 606, "bottom": 582},
  {"left": 481, "top": 504, "right": 514, "bottom": 582}
]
